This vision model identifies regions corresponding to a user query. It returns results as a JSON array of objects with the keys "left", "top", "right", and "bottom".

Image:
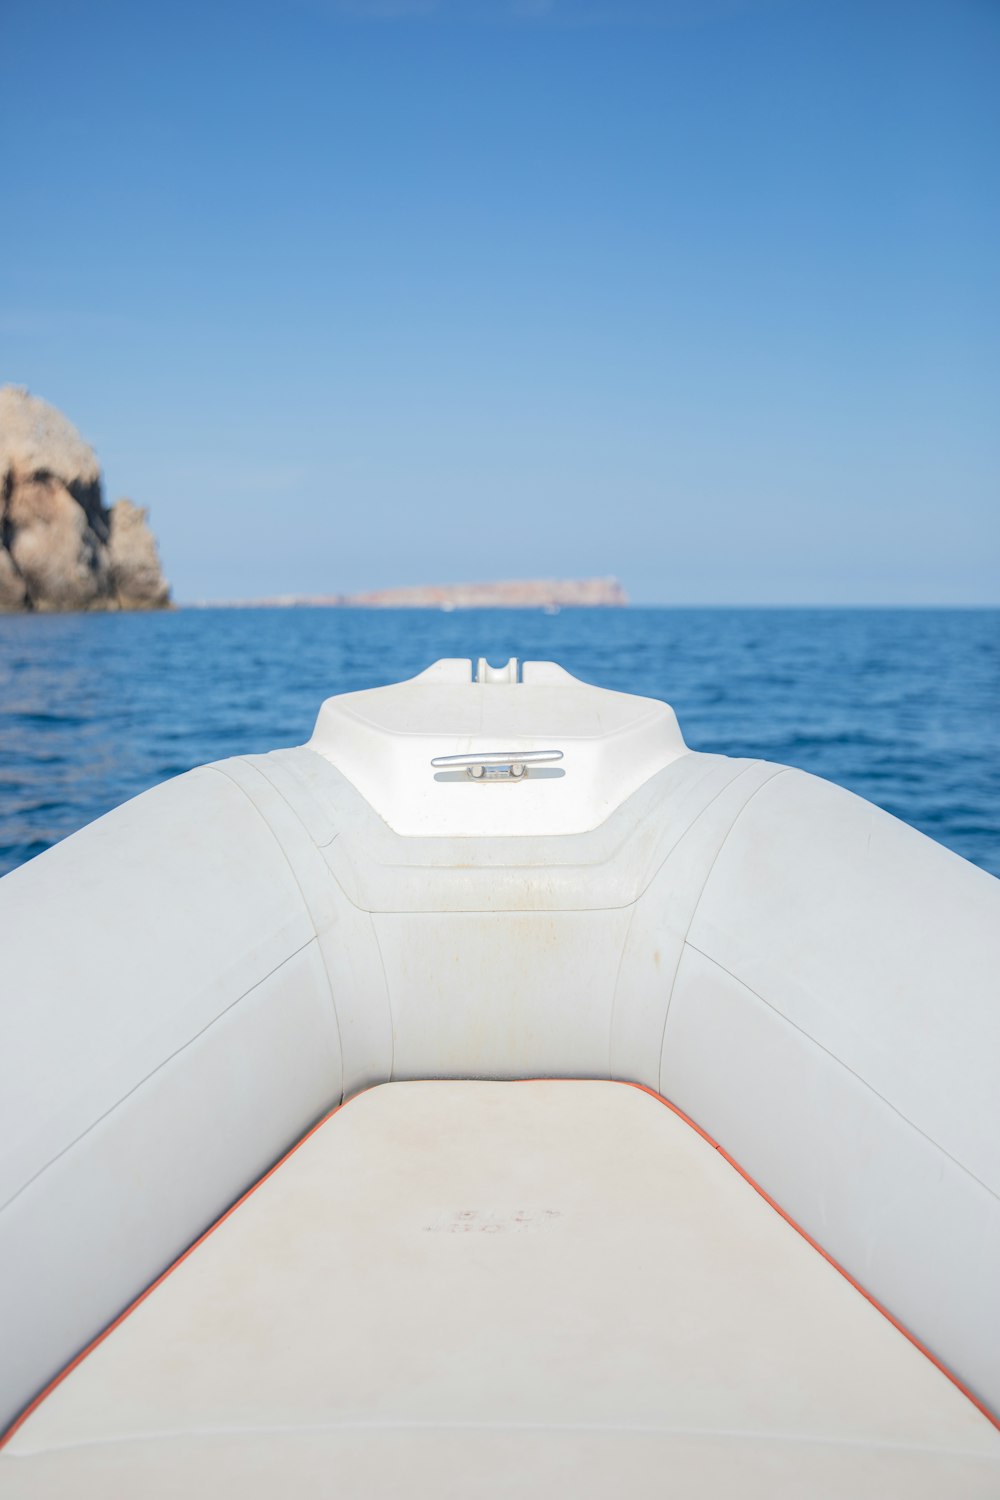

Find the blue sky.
[{"left": 3, "top": 0, "right": 997, "bottom": 603}]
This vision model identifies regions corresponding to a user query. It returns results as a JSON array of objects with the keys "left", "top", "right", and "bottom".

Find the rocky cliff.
[{"left": 0, "top": 387, "right": 170, "bottom": 612}]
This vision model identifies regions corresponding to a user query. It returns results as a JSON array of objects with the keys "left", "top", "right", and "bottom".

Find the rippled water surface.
[{"left": 0, "top": 607, "right": 998, "bottom": 878}]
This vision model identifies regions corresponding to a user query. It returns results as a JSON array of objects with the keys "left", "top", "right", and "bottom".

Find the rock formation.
[{"left": 0, "top": 386, "right": 170, "bottom": 612}]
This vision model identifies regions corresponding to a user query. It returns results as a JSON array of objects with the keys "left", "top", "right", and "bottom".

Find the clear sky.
[{"left": 2, "top": 0, "right": 997, "bottom": 603}]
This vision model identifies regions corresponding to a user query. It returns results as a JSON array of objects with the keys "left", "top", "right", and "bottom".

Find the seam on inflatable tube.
[
  {"left": 208, "top": 762, "right": 348, "bottom": 1105},
  {"left": 605, "top": 759, "right": 769, "bottom": 1077},
  {"left": 369, "top": 914, "right": 397, "bottom": 1083},
  {"left": 683, "top": 941, "right": 999, "bottom": 1207},
  {"left": 0, "top": 936, "right": 316, "bottom": 1218},
  {"left": 656, "top": 767, "right": 789, "bottom": 1094},
  {"left": 259, "top": 748, "right": 344, "bottom": 851},
  {"left": 3, "top": 1079, "right": 996, "bottom": 1451},
  {"left": 638, "top": 757, "right": 771, "bottom": 895}
]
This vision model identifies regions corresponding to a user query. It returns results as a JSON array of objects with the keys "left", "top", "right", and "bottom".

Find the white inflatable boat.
[{"left": 2, "top": 657, "right": 999, "bottom": 1497}]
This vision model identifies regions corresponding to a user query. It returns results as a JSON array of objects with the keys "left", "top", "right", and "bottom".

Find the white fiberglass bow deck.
[{"left": 2, "top": 658, "right": 999, "bottom": 1496}]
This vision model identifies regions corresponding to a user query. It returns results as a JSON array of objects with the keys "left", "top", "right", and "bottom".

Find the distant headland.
[
  {"left": 201, "top": 577, "right": 628, "bottom": 610},
  {"left": 0, "top": 388, "right": 624, "bottom": 615},
  {"left": 0, "top": 387, "right": 170, "bottom": 613}
]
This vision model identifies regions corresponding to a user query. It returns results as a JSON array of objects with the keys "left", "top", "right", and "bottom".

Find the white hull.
[{"left": 2, "top": 659, "right": 998, "bottom": 1491}]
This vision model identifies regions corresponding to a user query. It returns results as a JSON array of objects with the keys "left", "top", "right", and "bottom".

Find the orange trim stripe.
[
  {"left": 619, "top": 1080, "right": 1000, "bottom": 1433},
  {"left": 0, "top": 1097, "right": 348, "bottom": 1451},
  {"left": 2, "top": 1078, "right": 996, "bottom": 1449}
]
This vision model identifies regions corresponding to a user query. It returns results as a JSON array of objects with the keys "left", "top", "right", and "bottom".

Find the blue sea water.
[{"left": 0, "top": 606, "right": 997, "bottom": 880}]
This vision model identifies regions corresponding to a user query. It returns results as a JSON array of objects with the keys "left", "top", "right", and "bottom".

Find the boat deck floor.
[{"left": 3, "top": 1080, "right": 999, "bottom": 1497}]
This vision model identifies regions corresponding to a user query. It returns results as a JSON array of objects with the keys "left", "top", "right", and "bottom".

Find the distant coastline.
[{"left": 195, "top": 577, "right": 628, "bottom": 610}]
